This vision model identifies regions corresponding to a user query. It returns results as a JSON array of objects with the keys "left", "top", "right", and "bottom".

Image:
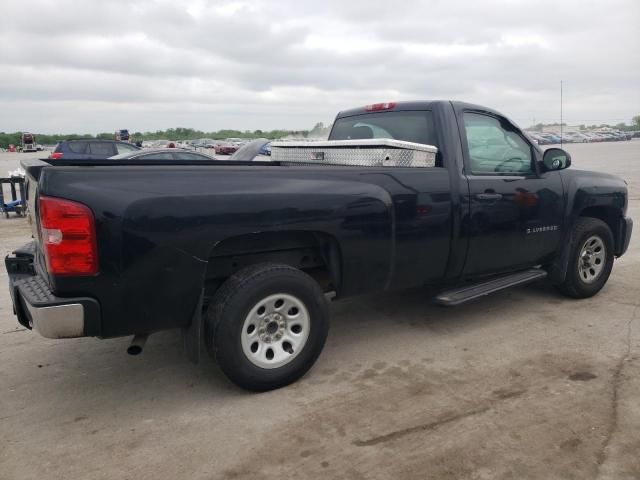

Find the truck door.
[{"left": 460, "top": 110, "right": 565, "bottom": 276}]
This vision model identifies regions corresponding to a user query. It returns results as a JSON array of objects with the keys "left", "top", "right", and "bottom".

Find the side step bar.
[{"left": 435, "top": 268, "right": 547, "bottom": 306}]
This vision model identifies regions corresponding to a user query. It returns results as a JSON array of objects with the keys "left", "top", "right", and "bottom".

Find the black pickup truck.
[{"left": 6, "top": 101, "right": 633, "bottom": 391}]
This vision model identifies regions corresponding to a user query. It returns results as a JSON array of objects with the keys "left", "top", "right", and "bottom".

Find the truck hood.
[{"left": 562, "top": 168, "right": 627, "bottom": 186}]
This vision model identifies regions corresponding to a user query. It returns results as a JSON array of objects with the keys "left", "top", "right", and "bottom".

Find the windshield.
[{"left": 329, "top": 110, "right": 438, "bottom": 147}]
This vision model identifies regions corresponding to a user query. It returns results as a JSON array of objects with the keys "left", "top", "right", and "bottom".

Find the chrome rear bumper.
[
  {"left": 6, "top": 247, "right": 100, "bottom": 338},
  {"left": 23, "top": 301, "right": 86, "bottom": 338}
]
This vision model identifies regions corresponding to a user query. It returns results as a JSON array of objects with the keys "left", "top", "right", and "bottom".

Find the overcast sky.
[{"left": 1, "top": 0, "right": 638, "bottom": 133}]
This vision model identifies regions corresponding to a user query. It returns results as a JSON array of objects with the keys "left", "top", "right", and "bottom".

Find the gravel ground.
[{"left": 1, "top": 141, "right": 639, "bottom": 480}]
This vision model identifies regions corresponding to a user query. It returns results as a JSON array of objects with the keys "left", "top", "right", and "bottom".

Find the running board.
[{"left": 435, "top": 268, "right": 547, "bottom": 306}]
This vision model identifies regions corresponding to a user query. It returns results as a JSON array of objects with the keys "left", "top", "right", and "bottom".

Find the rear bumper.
[
  {"left": 6, "top": 247, "right": 100, "bottom": 338},
  {"left": 23, "top": 299, "right": 85, "bottom": 338},
  {"left": 616, "top": 217, "right": 633, "bottom": 257}
]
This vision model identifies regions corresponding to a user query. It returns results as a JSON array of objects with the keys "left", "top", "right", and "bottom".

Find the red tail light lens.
[
  {"left": 39, "top": 196, "right": 98, "bottom": 276},
  {"left": 49, "top": 152, "right": 63, "bottom": 160},
  {"left": 365, "top": 102, "right": 396, "bottom": 112}
]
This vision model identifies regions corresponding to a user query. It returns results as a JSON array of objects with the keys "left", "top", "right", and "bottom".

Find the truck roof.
[{"left": 334, "top": 100, "right": 506, "bottom": 120}]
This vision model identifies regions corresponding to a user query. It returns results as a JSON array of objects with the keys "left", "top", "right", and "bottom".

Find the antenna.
[{"left": 560, "top": 80, "right": 563, "bottom": 147}]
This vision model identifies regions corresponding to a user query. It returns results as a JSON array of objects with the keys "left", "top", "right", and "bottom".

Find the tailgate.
[
  {"left": 18, "top": 159, "right": 51, "bottom": 281},
  {"left": 20, "top": 159, "right": 47, "bottom": 251}
]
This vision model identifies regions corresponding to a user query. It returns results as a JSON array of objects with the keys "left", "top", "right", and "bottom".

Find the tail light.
[
  {"left": 49, "top": 152, "right": 63, "bottom": 160},
  {"left": 365, "top": 102, "right": 396, "bottom": 112},
  {"left": 39, "top": 195, "right": 98, "bottom": 276}
]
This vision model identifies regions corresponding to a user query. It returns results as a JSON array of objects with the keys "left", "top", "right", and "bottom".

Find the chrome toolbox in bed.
[{"left": 270, "top": 139, "right": 437, "bottom": 168}]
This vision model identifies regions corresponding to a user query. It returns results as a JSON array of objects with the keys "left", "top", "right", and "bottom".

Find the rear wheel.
[
  {"left": 556, "top": 217, "right": 614, "bottom": 298},
  {"left": 206, "top": 263, "right": 329, "bottom": 391}
]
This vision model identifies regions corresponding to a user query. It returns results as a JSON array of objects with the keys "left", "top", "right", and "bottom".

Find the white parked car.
[{"left": 566, "top": 133, "right": 589, "bottom": 143}]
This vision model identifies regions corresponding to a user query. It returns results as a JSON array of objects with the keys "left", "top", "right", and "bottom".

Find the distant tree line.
[
  {"left": 0, "top": 132, "right": 91, "bottom": 148},
  {"left": 0, "top": 124, "right": 334, "bottom": 148}
]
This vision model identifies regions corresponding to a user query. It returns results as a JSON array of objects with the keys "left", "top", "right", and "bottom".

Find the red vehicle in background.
[
  {"left": 7, "top": 144, "right": 17, "bottom": 152},
  {"left": 214, "top": 142, "right": 239, "bottom": 155}
]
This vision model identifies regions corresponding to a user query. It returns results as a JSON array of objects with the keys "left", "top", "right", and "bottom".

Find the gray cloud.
[{"left": 1, "top": 0, "right": 638, "bottom": 133}]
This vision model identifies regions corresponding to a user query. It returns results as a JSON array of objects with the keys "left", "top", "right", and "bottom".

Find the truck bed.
[{"left": 19, "top": 157, "right": 453, "bottom": 337}]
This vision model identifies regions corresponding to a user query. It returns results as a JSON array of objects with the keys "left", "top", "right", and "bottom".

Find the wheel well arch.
[
  {"left": 204, "top": 230, "right": 342, "bottom": 301},
  {"left": 548, "top": 205, "right": 624, "bottom": 285},
  {"left": 578, "top": 205, "right": 624, "bottom": 254}
]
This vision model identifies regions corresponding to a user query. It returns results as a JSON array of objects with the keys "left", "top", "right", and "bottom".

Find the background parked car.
[
  {"left": 525, "top": 132, "right": 550, "bottom": 145},
  {"left": 215, "top": 142, "right": 239, "bottom": 155},
  {"left": 566, "top": 133, "right": 589, "bottom": 143},
  {"left": 583, "top": 132, "right": 601, "bottom": 142},
  {"left": 197, "top": 139, "right": 218, "bottom": 149},
  {"left": 258, "top": 142, "right": 271, "bottom": 156},
  {"left": 109, "top": 149, "right": 216, "bottom": 161},
  {"left": 537, "top": 133, "right": 563, "bottom": 144},
  {"left": 115, "top": 129, "right": 130, "bottom": 142},
  {"left": 21, "top": 133, "right": 37, "bottom": 152},
  {"left": 49, "top": 140, "right": 140, "bottom": 160}
]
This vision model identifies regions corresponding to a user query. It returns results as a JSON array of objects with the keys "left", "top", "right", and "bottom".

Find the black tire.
[
  {"left": 556, "top": 217, "right": 615, "bottom": 298},
  {"left": 206, "top": 263, "right": 329, "bottom": 391}
]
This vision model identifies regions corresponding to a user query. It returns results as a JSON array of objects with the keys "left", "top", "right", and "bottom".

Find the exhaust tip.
[
  {"left": 127, "top": 334, "right": 149, "bottom": 356},
  {"left": 127, "top": 345, "right": 143, "bottom": 355}
]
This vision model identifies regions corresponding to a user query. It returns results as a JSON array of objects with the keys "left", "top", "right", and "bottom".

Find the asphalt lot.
[{"left": 1, "top": 141, "right": 639, "bottom": 480}]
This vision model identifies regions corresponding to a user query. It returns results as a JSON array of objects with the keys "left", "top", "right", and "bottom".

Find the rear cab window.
[{"left": 329, "top": 110, "right": 441, "bottom": 166}]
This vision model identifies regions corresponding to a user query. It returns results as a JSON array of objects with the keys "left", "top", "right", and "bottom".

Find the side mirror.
[{"left": 542, "top": 148, "right": 571, "bottom": 171}]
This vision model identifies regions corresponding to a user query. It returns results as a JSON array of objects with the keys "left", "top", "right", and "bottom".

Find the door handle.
[{"left": 475, "top": 193, "right": 503, "bottom": 201}]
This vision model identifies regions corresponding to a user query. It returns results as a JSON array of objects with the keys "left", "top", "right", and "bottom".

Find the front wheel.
[
  {"left": 206, "top": 263, "right": 329, "bottom": 391},
  {"left": 556, "top": 217, "right": 615, "bottom": 298}
]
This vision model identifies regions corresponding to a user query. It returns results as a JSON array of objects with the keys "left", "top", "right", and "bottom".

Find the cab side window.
[{"left": 463, "top": 113, "right": 533, "bottom": 174}]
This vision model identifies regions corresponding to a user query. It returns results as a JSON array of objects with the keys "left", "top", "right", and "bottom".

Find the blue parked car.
[
  {"left": 49, "top": 140, "right": 140, "bottom": 160},
  {"left": 258, "top": 142, "right": 272, "bottom": 156},
  {"left": 538, "top": 133, "right": 562, "bottom": 144}
]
